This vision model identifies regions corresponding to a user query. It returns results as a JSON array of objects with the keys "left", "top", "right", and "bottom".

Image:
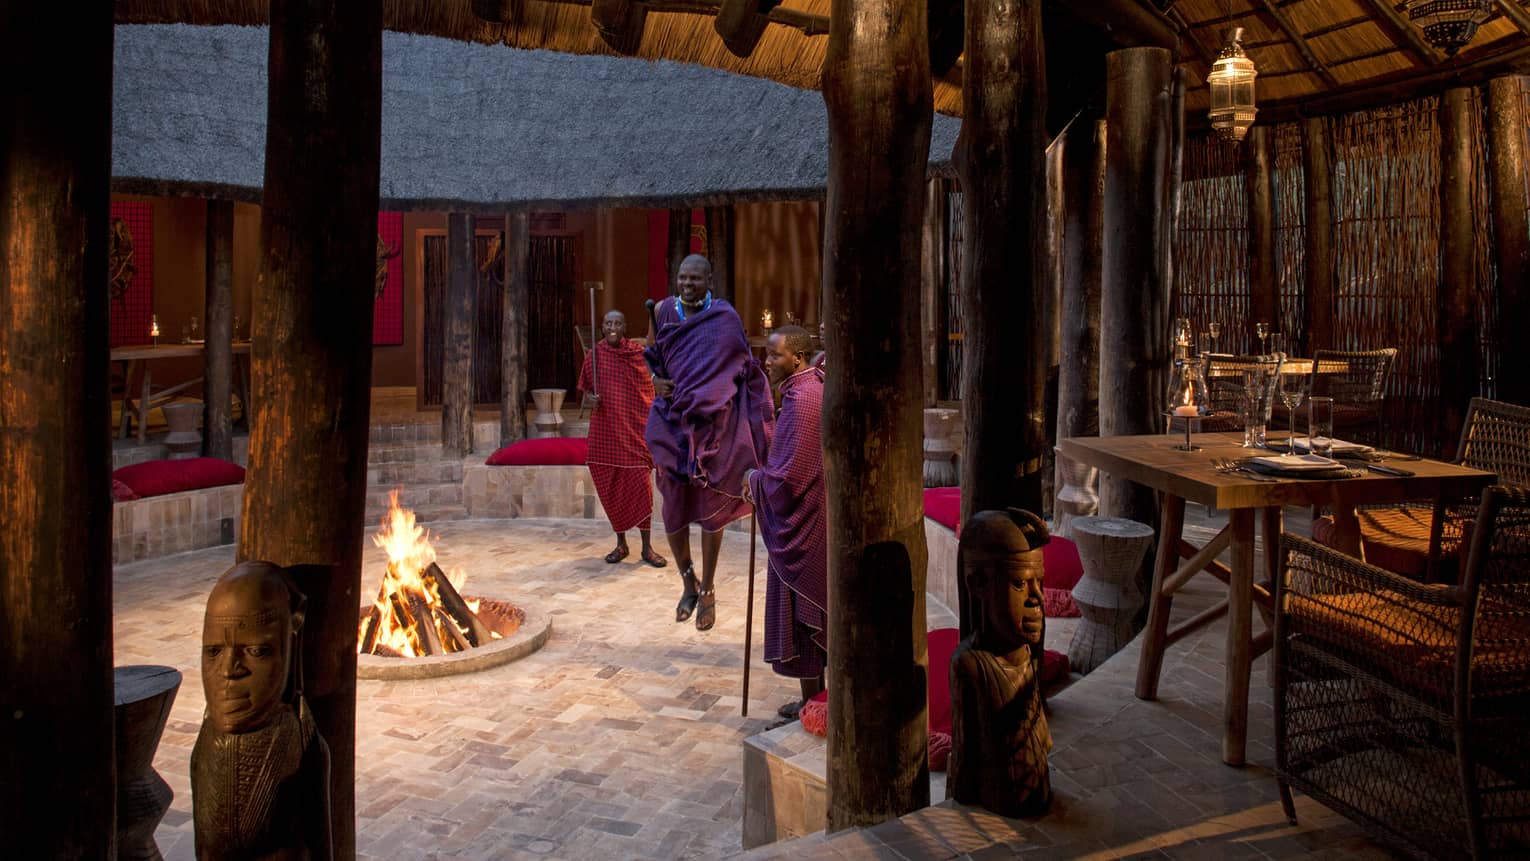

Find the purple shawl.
[
  {"left": 747, "top": 366, "right": 827, "bottom": 613},
  {"left": 644, "top": 296, "right": 772, "bottom": 509}
]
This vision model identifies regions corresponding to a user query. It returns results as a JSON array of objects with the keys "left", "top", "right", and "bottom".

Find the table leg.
[
  {"left": 1135, "top": 494, "right": 1186, "bottom": 701},
  {"left": 137, "top": 363, "right": 153, "bottom": 445},
  {"left": 119, "top": 360, "right": 144, "bottom": 440},
  {"left": 1223, "top": 507, "right": 1255, "bottom": 766},
  {"left": 1328, "top": 485, "right": 1364, "bottom": 560}
]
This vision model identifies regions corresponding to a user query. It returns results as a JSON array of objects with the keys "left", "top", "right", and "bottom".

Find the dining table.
[
  {"left": 1058, "top": 431, "right": 1495, "bottom": 766},
  {"left": 112, "top": 341, "right": 251, "bottom": 444}
]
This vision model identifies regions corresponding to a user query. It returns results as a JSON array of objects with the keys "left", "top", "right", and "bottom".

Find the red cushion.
[
  {"left": 112, "top": 478, "right": 140, "bottom": 502},
  {"left": 1041, "top": 648, "right": 1070, "bottom": 686},
  {"left": 928, "top": 730, "right": 952, "bottom": 771},
  {"left": 800, "top": 691, "right": 828, "bottom": 737},
  {"left": 1041, "top": 536, "right": 1084, "bottom": 592},
  {"left": 922, "top": 487, "right": 961, "bottom": 532},
  {"left": 113, "top": 457, "right": 244, "bottom": 499},
  {"left": 1043, "top": 588, "right": 1080, "bottom": 618},
  {"left": 485, "top": 437, "right": 588, "bottom": 466},
  {"left": 927, "top": 627, "right": 961, "bottom": 736}
]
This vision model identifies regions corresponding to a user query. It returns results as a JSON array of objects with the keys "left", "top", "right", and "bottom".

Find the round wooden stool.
[
  {"left": 1052, "top": 447, "right": 1099, "bottom": 540},
  {"left": 1067, "top": 516, "right": 1154, "bottom": 675},
  {"left": 115, "top": 664, "right": 182, "bottom": 861}
]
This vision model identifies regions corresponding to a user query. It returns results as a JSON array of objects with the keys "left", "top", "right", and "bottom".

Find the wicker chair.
[
  {"left": 1198, "top": 352, "right": 1283, "bottom": 433},
  {"left": 1278, "top": 348, "right": 1396, "bottom": 444},
  {"left": 1311, "top": 397, "right": 1530, "bottom": 581},
  {"left": 1275, "top": 485, "right": 1530, "bottom": 859}
]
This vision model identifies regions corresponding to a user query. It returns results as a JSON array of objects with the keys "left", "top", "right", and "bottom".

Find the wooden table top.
[
  {"left": 1060, "top": 432, "right": 1496, "bottom": 510},
  {"left": 110, "top": 341, "right": 251, "bottom": 361}
]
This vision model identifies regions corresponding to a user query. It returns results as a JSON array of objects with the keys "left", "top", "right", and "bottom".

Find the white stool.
[
  {"left": 530, "top": 388, "right": 566, "bottom": 438},
  {"left": 162, "top": 402, "right": 203, "bottom": 459},
  {"left": 923, "top": 408, "right": 959, "bottom": 487},
  {"left": 1051, "top": 447, "right": 1099, "bottom": 540},
  {"left": 1067, "top": 516, "right": 1154, "bottom": 675}
]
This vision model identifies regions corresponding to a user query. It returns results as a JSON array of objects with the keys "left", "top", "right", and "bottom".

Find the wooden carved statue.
[
  {"left": 947, "top": 508, "right": 1053, "bottom": 818},
  {"left": 191, "top": 562, "right": 332, "bottom": 861},
  {"left": 109, "top": 217, "right": 136, "bottom": 301},
  {"left": 374, "top": 234, "right": 399, "bottom": 300}
]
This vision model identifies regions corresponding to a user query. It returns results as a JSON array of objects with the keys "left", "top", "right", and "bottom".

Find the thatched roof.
[{"left": 111, "top": 24, "right": 962, "bottom": 210}]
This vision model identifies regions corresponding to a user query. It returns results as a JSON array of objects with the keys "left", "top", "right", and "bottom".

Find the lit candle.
[
  {"left": 761, "top": 309, "right": 774, "bottom": 330},
  {"left": 1173, "top": 388, "right": 1199, "bottom": 416},
  {"left": 150, "top": 314, "right": 160, "bottom": 343}
]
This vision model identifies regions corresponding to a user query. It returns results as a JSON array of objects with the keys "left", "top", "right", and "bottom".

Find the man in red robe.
[
  {"left": 744, "top": 325, "right": 826, "bottom": 718},
  {"left": 579, "top": 310, "right": 666, "bottom": 567}
]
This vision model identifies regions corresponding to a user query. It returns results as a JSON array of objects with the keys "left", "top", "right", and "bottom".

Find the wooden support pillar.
[
  {"left": 442, "top": 212, "right": 476, "bottom": 456},
  {"left": 0, "top": 5, "right": 114, "bottom": 857},
  {"left": 1099, "top": 47, "right": 1173, "bottom": 526},
  {"left": 1301, "top": 116, "right": 1335, "bottom": 355},
  {"left": 1057, "top": 117, "right": 1104, "bottom": 444},
  {"left": 822, "top": 0, "right": 931, "bottom": 830},
  {"left": 500, "top": 212, "right": 530, "bottom": 445},
  {"left": 1046, "top": 140, "right": 1064, "bottom": 375},
  {"left": 667, "top": 208, "right": 691, "bottom": 291},
  {"left": 920, "top": 178, "right": 947, "bottom": 408},
  {"left": 1245, "top": 126, "right": 1278, "bottom": 343},
  {"left": 704, "top": 205, "right": 736, "bottom": 303},
  {"left": 205, "top": 199, "right": 235, "bottom": 460},
  {"left": 955, "top": 0, "right": 1048, "bottom": 538},
  {"left": 1438, "top": 87, "right": 1479, "bottom": 444},
  {"left": 1487, "top": 76, "right": 1530, "bottom": 406},
  {"left": 237, "top": 3, "right": 382, "bottom": 857}
]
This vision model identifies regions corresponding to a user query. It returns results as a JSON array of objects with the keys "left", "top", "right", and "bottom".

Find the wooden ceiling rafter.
[
  {"left": 1355, "top": 0, "right": 1446, "bottom": 65},
  {"left": 1167, "top": 4, "right": 1216, "bottom": 83},
  {"left": 1498, "top": 0, "right": 1530, "bottom": 37},
  {"left": 714, "top": 0, "right": 782, "bottom": 57},
  {"left": 1253, "top": 0, "right": 1339, "bottom": 88}
]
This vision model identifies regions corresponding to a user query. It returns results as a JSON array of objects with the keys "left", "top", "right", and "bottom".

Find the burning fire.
[{"left": 358, "top": 490, "right": 500, "bottom": 657}]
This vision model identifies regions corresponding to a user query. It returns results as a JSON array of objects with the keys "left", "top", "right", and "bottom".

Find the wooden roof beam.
[
  {"left": 1498, "top": 0, "right": 1530, "bottom": 37},
  {"left": 592, "top": 0, "right": 647, "bottom": 54},
  {"left": 1254, "top": 0, "right": 1339, "bottom": 88},
  {"left": 1356, "top": 0, "right": 1445, "bottom": 65},
  {"left": 714, "top": 0, "right": 781, "bottom": 58},
  {"left": 469, "top": 0, "right": 522, "bottom": 24},
  {"left": 1166, "top": 5, "right": 1215, "bottom": 82}
]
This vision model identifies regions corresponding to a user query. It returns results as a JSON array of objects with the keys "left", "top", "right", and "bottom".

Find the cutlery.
[{"left": 1364, "top": 462, "right": 1415, "bottom": 477}]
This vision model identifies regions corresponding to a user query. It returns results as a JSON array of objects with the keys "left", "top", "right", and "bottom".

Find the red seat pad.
[
  {"left": 485, "top": 437, "right": 589, "bottom": 466},
  {"left": 113, "top": 457, "right": 245, "bottom": 499}
]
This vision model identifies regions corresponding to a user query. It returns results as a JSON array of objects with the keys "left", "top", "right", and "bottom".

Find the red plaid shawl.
[{"left": 578, "top": 339, "right": 655, "bottom": 532}]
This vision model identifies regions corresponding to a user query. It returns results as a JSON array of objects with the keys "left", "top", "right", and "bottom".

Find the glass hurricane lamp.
[{"left": 1208, "top": 28, "right": 1257, "bottom": 143}]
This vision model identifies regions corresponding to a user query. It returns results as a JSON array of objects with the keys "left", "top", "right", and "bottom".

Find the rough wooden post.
[
  {"left": 920, "top": 178, "right": 947, "bottom": 408},
  {"left": 1245, "top": 125, "right": 1278, "bottom": 343},
  {"left": 1057, "top": 117, "right": 1104, "bottom": 446},
  {"left": 442, "top": 212, "right": 476, "bottom": 456},
  {"left": 668, "top": 208, "right": 691, "bottom": 286},
  {"left": 500, "top": 211, "right": 530, "bottom": 446},
  {"left": 237, "top": 3, "right": 382, "bottom": 857},
  {"left": 705, "top": 205, "right": 736, "bottom": 304},
  {"left": 1301, "top": 116, "right": 1335, "bottom": 355},
  {"left": 1487, "top": 76, "right": 1529, "bottom": 406},
  {"left": 1438, "top": 87, "right": 1479, "bottom": 445},
  {"left": 1099, "top": 47, "right": 1173, "bottom": 528},
  {"left": 205, "top": 199, "right": 235, "bottom": 460},
  {"left": 822, "top": 0, "right": 932, "bottom": 830},
  {"left": 0, "top": 5, "right": 115, "bottom": 857}
]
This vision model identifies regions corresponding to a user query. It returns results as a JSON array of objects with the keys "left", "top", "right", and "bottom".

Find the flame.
[{"left": 358, "top": 490, "right": 495, "bottom": 657}]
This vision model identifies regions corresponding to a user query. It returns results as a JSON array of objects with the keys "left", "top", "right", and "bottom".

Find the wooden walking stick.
[{"left": 742, "top": 509, "right": 757, "bottom": 717}]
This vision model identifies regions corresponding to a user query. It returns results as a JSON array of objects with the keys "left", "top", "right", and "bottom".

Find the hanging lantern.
[
  {"left": 1405, "top": 0, "right": 1494, "bottom": 56},
  {"left": 1207, "top": 27, "right": 1257, "bottom": 143}
]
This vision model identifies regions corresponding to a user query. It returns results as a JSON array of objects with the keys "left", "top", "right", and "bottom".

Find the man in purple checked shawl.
[
  {"left": 744, "top": 326, "right": 826, "bottom": 718},
  {"left": 646, "top": 255, "right": 772, "bottom": 632}
]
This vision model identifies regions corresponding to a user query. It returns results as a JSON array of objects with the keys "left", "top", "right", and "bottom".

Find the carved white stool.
[
  {"left": 923, "top": 408, "right": 959, "bottom": 487},
  {"left": 162, "top": 402, "right": 203, "bottom": 460},
  {"left": 1067, "top": 516, "right": 1154, "bottom": 675},
  {"left": 530, "top": 388, "right": 566, "bottom": 438},
  {"left": 1051, "top": 446, "right": 1099, "bottom": 540}
]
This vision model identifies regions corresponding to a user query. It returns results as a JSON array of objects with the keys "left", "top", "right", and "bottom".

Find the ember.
[{"left": 357, "top": 490, "right": 512, "bottom": 657}]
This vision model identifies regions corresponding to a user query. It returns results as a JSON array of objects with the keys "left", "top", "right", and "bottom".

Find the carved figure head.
[
  {"left": 962, "top": 509, "right": 1049, "bottom": 652},
  {"left": 201, "top": 562, "right": 306, "bottom": 734}
]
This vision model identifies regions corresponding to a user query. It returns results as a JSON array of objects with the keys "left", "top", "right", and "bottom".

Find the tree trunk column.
[
  {"left": 1099, "top": 47, "right": 1173, "bottom": 527},
  {"left": 238, "top": 3, "right": 383, "bottom": 857},
  {"left": 1487, "top": 76, "right": 1529, "bottom": 406},
  {"left": 442, "top": 212, "right": 475, "bottom": 456},
  {"left": 1438, "top": 87, "right": 1479, "bottom": 445},
  {"left": 205, "top": 199, "right": 235, "bottom": 460},
  {"left": 920, "top": 178, "right": 947, "bottom": 408},
  {"left": 1246, "top": 126, "right": 1278, "bottom": 342},
  {"left": 822, "top": 0, "right": 932, "bottom": 831},
  {"left": 1056, "top": 117, "right": 1105, "bottom": 446},
  {"left": 1301, "top": 116, "right": 1335, "bottom": 355},
  {"left": 500, "top": 212, "right": 530, "bottom": 445},
  {"left": 704, "top": 205, "right": 736, "bottom": 303},
  {"left": 955, "top": 0, "right": 1048, "bottom": 634},
  {"left": 0, "top": 6, "right": 115, "bottom": 857}
]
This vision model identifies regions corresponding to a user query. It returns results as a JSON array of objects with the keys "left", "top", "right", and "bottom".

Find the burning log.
[
  {"left": 424, "top": 563, "right": 494, "bottom": 648},
  {"left": 406, "top": 592, "right": 444, "bottom": 656},
  {"left": 359, "top": 606, "right": 381, "bottom": 654}
]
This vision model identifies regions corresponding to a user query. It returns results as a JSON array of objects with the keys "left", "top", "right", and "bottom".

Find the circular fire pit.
[{"left": 356, "top": 598, "right": 552, "bottom": 681}]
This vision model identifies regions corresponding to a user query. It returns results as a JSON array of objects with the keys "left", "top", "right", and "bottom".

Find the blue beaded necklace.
[{"left": 675, "top": 291, "right": 712, "bottom": 321}]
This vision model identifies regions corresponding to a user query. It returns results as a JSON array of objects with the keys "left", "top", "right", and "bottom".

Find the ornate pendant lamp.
[
  {"left": 1207, "top": 27, "right": 1257, "bottom": 142},
  {"left": 1404, "top": 0, "right": 1494, "bottom": 56}
]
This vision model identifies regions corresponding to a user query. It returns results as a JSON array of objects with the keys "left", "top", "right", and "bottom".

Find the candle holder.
[
  {"left": 1166, "top": 357, "right": 1211, "bottom": 451},
  {"left": 149, "top": 314, "right": 160, "bottom": 345},
  {"left": 760, "top": 308, "right": 775, "bottom": 334}
]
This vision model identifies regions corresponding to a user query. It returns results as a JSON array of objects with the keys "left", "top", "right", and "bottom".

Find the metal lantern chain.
[
  {"left": 1208, "top": 26, "right": 1258, "bottom": 142},
  {"left": 1404, "top": 0, "right": 1495, "bottom": 56}
]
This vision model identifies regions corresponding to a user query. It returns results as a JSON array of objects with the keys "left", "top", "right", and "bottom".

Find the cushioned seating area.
[
  {"left": 1310, "top": 506, "right": 1465, "bottom": 581},
  {"left": 113, "top": 457, "right": 245, "bottom": 498},
  {"left": 485, "top": 437, "right": 588, "bottom": 466}
]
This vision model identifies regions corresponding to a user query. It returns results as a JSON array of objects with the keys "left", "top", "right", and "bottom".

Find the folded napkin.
[
  {"left": 1250, "top": 453, "right": 1344, "bottom": 472},
  {"left": 1275, "top": 437, "right": 1373, "bottom": 456}
]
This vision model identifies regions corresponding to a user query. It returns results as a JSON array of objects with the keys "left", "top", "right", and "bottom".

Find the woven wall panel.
[{"left": 1175, "top": 136, "right": 1250, "bottom": 354}]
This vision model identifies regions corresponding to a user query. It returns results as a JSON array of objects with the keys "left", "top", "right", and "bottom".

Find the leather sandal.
[
  {"left": 604, "top": 545, "right": 629, "bottom": 564},
  {"left": 641, "top": 548, "right": 668, "bottom": 568},
  {"left": 675, "top": 566, "right": 699, "bottom": 623},
  {"left": 695, "top": 587, "right": 717, "bottom": 632}
]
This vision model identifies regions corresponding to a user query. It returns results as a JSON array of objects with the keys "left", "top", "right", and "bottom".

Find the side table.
[
  {"left": 115, "top": 664, "right": 182, "bottom": 861},
  {"left": 1067, "top": 516, "right": 1155, "bottom": 674}
]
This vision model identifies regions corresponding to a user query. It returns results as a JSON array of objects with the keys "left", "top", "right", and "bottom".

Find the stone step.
[
  {"left": 365, "top": 482, "right": 463, "bottom": 517},
  {"left": 367, "top": 441, "right": 450, "bottom": 465},
  {"left": 368, "top": 422, "right": 440, "bottom": 444},
  {"left": 368, "top": 458, "right": 464, "bottom": 487},
  {"left": 365, "top": 500, "right": 469, "bottom": 525}
]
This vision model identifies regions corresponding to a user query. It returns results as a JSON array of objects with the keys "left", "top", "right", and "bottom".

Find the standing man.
[
  {"left": 646, "top": 255, "right": 772, "bottom": 632},
  {"left": 744, "top": 326, "right": 827, "bottom": 717},
  {"left": 578, "top": 310, "right": 667, "bottom": 568}
]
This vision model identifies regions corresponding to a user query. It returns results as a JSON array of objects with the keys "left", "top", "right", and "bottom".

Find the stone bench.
[
  {"left": 462, "top": 461, "right": 749, "bottom": 532},
  {"left": 112, "top": 482, "right": 242, "bottom": 564}
]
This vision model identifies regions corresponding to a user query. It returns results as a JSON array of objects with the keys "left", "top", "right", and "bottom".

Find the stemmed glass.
[
  {"left": 1255, "top": 321, "right": 1271, "bottom": 354},
  {"left": 1278, "top": 371, "right": 1307, "bottom": 451},
  {"left": 1207, "top": 321, "right": 1221, "bottom": 351}
]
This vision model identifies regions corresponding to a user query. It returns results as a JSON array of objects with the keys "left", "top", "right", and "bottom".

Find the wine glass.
[
  {"left": 1255, "top": 321, "right": 1270, "bottom": 354},
  {"left": 1278, "top": 371, "right": 1307, "bottom": 451},
  {"left": 1207, "top": 321, "right": 1222, "bottom": 351}
]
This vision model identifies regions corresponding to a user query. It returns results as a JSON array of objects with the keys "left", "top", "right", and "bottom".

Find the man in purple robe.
[
  {"left": 744, "top": 325, "right": 826, "bottom": 717},
  {"left": 646, "top": 255, "right": 772, "bottom": 632}
]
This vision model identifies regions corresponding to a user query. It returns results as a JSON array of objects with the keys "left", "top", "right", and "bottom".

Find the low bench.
[{"left": 112, "top": 458, "right": 245, "bottom": 563}]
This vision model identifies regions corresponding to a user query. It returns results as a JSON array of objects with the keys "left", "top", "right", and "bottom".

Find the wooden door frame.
[{"left": 411, "top": 225, "right": 584, "bottom": 411}]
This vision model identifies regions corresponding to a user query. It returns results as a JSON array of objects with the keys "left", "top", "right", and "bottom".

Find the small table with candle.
[{"left": 113, "top": 342, "right": 252, "bottom": 444}]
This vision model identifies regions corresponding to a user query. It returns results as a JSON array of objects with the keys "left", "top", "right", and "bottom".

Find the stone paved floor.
[{"left": 116, "top": 507, "right": 1394, "bottom": 860}]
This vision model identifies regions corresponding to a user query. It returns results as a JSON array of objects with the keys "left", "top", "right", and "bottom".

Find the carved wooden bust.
[
  {"left": 947, "top": 508, "right": 1053, "bottom": 818},
  {"left": 191, "top": 561, "right": 332, "bottom": 860}
]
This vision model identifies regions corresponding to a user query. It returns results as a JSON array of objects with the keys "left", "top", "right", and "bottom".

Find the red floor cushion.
[
  {"left": 923, "top": 486, "right": 960, "bottom": 532},
  {"left": 113, "top": 457, "right": 244, "bottom": 499},
  {"left": 485, "top": 437, "right": 588, "bottom": 466},
  {"left": 112, "top": 478, "right": 140, "bottom": 502},
  {"left": 927, "top": 627, "right": 961, "bottom": 736}
]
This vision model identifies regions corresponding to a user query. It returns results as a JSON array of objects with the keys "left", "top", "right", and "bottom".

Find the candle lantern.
[
  {"left": 1166, "top": 357, "right": 1211, "bottom": 451},
  {"left": 1208, "top": 28, "right": 1258, "bottom": 142},
  {"left": 761, "top": 308, "right": 774, "bottom": 334},
  {"left": 150, "top": 314, "right": 160, "bottom": 345}
]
